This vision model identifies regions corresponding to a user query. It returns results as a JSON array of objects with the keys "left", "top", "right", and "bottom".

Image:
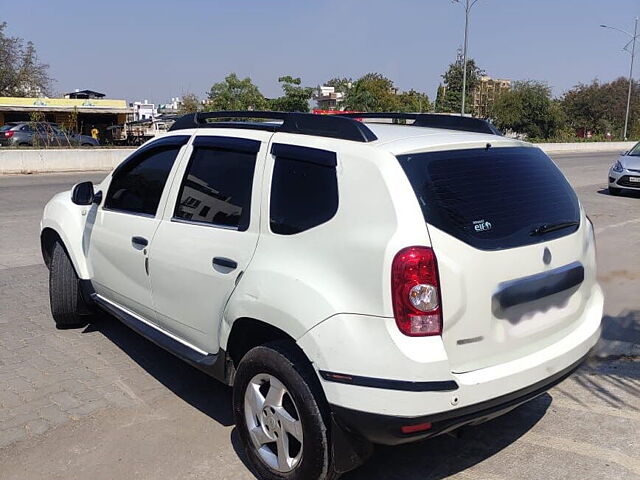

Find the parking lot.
[{"left": 0, "top": 152, "right": 638, "bottom": 480}]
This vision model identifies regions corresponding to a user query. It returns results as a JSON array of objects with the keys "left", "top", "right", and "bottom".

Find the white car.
[
  {"left": 41, "top": 112, "right": 603, "bottom": 480},
  {"left": 609, "top": 142, "right": 640, "bottom": 195}
]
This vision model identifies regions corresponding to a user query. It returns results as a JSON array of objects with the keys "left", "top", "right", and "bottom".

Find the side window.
[
  {"left": 270, "top": 144, "right": 338, "bottom": 235},
  {"left": 104, "top": 146, "right": 181, "bottom": 216},
  {"left": 174, "top": 138, "right": 259, "bottom": 231}
]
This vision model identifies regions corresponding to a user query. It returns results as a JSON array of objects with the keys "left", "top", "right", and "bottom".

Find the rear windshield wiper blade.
[{"left": 530, "top": 221, "right": 579, "bottom": 236}]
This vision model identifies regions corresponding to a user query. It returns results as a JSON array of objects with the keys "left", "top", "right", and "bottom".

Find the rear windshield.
[
  {"left": 0, "top": 124, "right": 17, "bottom": 132},
  {"left": 397, "top": 146, "right": 580, "bottom": 250}
]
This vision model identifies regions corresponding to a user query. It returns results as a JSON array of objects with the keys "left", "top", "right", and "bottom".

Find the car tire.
[
  {"left": 18, "top": 142, "right": 30, "bottom": 147},
  {"left": 49, "top": 241, "right": 92, "bottom": 329},
  {"left": 233, "top": 341, "right": 338, "bottom": 480},
  {"left": 609, "top": 186, "right": 622, "bottom": 196},
  {"left": 81, "top": 143, "right": 93, "bottom": 147}
]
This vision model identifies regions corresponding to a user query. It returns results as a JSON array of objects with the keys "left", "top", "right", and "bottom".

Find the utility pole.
[
  {"left": 601, "top": 18, "right": 639, "bottom": 140},
  {"left": 454, "top": 0, "right": 480, "bottom": 116}
]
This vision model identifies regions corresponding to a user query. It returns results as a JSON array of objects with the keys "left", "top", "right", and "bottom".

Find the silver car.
[
  {"left": 0, "top": 122, "right": 99, "bottom": 147},
  {"left": 608, "top": 142, "right": 640, "bottom": 195}
]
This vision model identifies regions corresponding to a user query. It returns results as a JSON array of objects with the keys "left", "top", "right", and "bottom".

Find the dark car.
[{"left": 0, "top": 122, "right": 99, "bottom": 147}]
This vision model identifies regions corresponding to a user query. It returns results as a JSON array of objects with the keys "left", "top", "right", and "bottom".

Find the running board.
[{"left": 91, "top": 293, "right": 229, "bottom": 383}]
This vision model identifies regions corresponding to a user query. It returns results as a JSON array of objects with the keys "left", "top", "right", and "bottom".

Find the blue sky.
[{"left": 2, "top": 0, "right": 639, "bottom": 103}]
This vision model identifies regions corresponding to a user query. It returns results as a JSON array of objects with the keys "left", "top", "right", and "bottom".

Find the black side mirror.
[{"left": 71, "top": 181, "right": 94, "bottom": 205}]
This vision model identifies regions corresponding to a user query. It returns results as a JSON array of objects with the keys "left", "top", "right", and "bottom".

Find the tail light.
[
  {"left": 391, "top": 246, "right": 442, "bottom": 336},
  {"left": 4, "top": 131, "right": 14, "bottom": 138}
]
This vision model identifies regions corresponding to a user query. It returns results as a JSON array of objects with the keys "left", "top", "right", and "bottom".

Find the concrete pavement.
[{"left": 0, "top": 154, "right": 638, "bottom": 480}]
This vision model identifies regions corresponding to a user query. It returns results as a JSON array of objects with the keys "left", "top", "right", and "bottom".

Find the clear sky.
[{"left": 2, "top": 0, "right": 639, "bottom": 104}]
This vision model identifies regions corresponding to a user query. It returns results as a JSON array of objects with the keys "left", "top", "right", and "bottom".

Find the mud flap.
[{"left": 330, "top": 413, "right": 374, "bottom": 474}]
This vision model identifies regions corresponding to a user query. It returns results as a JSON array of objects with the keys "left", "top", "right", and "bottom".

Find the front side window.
[
  {"left": 104, "top": 146, "right": 181, "bottom": 216},
  {"left": 174, "top": 144, "right": 258, "bottom": 230},
  {"left": 270, "top": 145, "right": 338, "bottom": 235}
]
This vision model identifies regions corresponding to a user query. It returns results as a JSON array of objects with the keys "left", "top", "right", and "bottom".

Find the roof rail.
[
  {"left": 168, "top": 111, "right": 378, "bottom": 143},
  {"left": 334, "top": 112, "right": 502, "bottom": 136}
]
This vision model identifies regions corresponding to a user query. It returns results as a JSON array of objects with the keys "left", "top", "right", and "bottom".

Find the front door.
[
  {"left": 87, "top": 136, "right": 190, "bottom": 319},
  {"left": 149, "top": 133, "right": 268, "bottom": 353}
]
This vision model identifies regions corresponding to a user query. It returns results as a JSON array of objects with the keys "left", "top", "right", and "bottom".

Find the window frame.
[
  {"left": 102, "top": 135, "right": 190, "bottom": 218},
  {"left": 171, "top": 135, "right": 262, "bottom": 232}
]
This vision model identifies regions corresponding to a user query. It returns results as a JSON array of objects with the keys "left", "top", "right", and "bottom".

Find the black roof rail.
[
  {"left": 168, "top": 111, "right": 378, "bottom": 143},
  {"left": 334, "top": 112, "right": 502, "bottom": 136}
]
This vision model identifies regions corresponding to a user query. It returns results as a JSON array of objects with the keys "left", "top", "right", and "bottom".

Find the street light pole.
[
  {"left": 455, "top": 0, "right": 480, "bottom": 116},
  {"left": 601, "top": 18, "right": 639, "bottom": 140}
]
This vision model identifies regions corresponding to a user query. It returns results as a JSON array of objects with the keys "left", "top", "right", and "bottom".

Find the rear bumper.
[{"left": 331, "top": 352, "right": 586, "bottom": 445}]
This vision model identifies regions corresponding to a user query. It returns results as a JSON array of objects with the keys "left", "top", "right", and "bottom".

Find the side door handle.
[
  {"left": 131, "top": 236, "right": 148, "bottom": 249},
  {"left": 212, "top": 257, "right": 238, "bottom": 270}
]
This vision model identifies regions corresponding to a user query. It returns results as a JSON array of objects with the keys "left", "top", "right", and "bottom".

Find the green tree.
[
  {"left": 270, "top": 76, "right": 314, "bottom": 112},
  {"left": 343, "top": 73, "right": 400, "bottom": 112},
  {"left": 207, "top": 73, "right": 267, "bottom": 111},
  {"left": 397, "top": 89, "right": 431, "bottom": 112},
  {"left": 436, "top": 51, "right": 483, "bottom": 114},
  {"left": 178, "top": 92, "right": 201, "bottom": 114},
  {"left": 0, "top": 22, "right": 51, "bottom": 96},
  {"left": 324, "top": 77, "right": 352, "bottom": 94},
  {"left": 491, "top": 80, "right": 564, "bottom": 139},
  {"left": 561, "top": 78, "right": 640, "bottom": 138}
]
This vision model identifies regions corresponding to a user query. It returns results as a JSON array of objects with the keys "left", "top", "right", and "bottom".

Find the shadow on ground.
[
  {"left": 597, "top": 187, "right": 640, "bottom": 198},
  {"left": 83, "top": 315, "right": 234, "bottom": 426}
]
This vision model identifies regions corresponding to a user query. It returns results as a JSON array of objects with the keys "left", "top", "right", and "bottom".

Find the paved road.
[{"left": 0, "top": 155, "right": 638, "bottom": 480}]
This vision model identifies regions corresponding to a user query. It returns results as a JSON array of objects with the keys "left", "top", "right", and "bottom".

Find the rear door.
[
  {"left": 397, "top": 146, "right": 597, "bottom": 373},
  {"left": 148, "top": 131, "right": 269, "bottom": 353}
]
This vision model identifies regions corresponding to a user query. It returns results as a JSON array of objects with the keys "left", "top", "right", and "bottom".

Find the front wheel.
[
  {"left": 49, "top": 241, "right": 93, "bottom": 328},
  {"left": 233, "top": 341, "right": 337, "bottom": 480}
]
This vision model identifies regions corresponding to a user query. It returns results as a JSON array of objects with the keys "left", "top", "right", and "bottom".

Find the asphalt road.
[{"left": 0, "top": 154, "right": 638, "bottom": 480}]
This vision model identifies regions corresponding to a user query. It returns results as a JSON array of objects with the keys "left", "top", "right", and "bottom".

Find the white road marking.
[{"left": 596, "top": 217, "right": 640, "bottom": 234}]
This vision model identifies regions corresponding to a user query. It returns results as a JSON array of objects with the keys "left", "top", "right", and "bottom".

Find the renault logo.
[{"left": 543, "top": 247, "right": 552, "bottom": 265}]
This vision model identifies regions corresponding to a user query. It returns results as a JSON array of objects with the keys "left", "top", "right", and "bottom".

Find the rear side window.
[
  {"left": 105, "top": 146, "right": 181, "bottom": 216},
  {"left": 174, "top": 143, "right": 258, "bottom": 231},
  {"left": 397, "top": 147, "right": 580, "bottom": 250},
  {"left": 270, "top": 144, "right": 338, "bottom": 235}
]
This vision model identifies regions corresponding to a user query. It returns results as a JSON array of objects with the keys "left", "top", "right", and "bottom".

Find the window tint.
[
  {"left": 397, "top": 147, "right": 580, "bottom": 250},
  {"left": 105, "top": 146, "right": 180, "bottom": 216},
  {"left": 174, "top": 147, "right": 257, "bottom": 230},
  {"left": 270, "top": 155, "right": 338, "bottom": 235}
]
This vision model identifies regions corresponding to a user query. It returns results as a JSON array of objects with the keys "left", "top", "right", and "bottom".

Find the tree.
[
  {"left": 178, "top": 92, "right": 201, "bottom": 114},
  {"left": 207, "top": 73, "right": 267, "bottom": 111},
  {"left": 561, "top": 78, "right": 640, "bottom": 138},
  {"left": 270, "top": 76, "right": 314, "bottom": 112},
  {"left": 491, "top": 80, "right": 564, "bottom": 139},
  {"left": 324, "top": 77, "right": 352, "bottom": 94},
  {"left": 436, "top": 51, "right": 483, "bottom": 114},
  {"left": 343, "top": 73, "right": 400, "bottom": 112},
  {"left": 397, "top": 89, "right": 431, "bottom": 113},
  {"left": 0, "top": 22, "right": 52, "bottom": 96}
]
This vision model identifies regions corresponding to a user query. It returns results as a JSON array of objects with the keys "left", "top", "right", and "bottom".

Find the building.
[
  {"left": 130, "top": 100, "right": 156, "bottom": 121},
  {"left": 0, "top": 93, "right": 132, "bottom": 136},
  {"left": 315, "top": 86, "right": 345, "bottom": 111},
  {"left": 64, "top": 89, "right": 106, "bottom": 100},
  {"left": 472, "top": 76, "right": 511, "bottom": 118}
]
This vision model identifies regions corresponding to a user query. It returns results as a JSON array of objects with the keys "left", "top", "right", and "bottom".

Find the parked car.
[
  {"left": 40, "top": 111, "right": 602, "bottom": 480},
  {"left": 609, "top": 142, "right": 640, "bottom": 195},
  {"left": 0, "top": 122, "right": 99, "bottom": 147}
]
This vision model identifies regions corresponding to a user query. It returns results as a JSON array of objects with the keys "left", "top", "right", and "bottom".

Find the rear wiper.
[{"left": 530, "top": 221, "right": 579, "bottom": 236}]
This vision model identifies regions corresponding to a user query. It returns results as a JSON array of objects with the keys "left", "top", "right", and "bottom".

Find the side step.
[{"left": 91, "top": 293, "right": 228, "bottom": 383}]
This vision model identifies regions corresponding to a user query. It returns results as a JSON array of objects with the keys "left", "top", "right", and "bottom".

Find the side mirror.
[{"left": 71, "top": 181, "right": 94, "bottom": 205}]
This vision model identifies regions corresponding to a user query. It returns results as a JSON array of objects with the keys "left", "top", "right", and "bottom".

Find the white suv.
[{"left": 41, "top": 112, "right": 603, "bottom": 480}]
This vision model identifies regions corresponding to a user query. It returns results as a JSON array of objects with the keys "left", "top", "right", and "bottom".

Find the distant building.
[
  {"left": 315, "top": 86, "right": 345, "bottom": 111},
  {"left": 158, "top": 97, "right": 181, "bottom": 115},
  {"left": 64, "top": 89, "right": 106, "bottom": 100},
  {"left": 472, "top": 76, "right": 511, "bottom": 118},
  {"left": 130, "top": 100, "right": 156, "bottom": 121},
  {"left": 0, "top": 92, "right": 131, "bottom": 136}
]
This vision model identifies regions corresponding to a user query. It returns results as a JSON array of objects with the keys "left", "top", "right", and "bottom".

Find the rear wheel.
[
  {"left": 233, "top": 341, "right": 337, "bottom": 480},
  {"left": 49, "top": 241, "right": 93, "bottom": 328},
  {"left": 609, "top": 186, "right": 622, "bottom": 196}
]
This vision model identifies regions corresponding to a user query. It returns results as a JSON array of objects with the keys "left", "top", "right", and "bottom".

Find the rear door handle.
[
  {"left": 212, "top": 257, "right": 238, "bottom": 270},
  {"left": 131, "top": 236, "right": 148, "bottom": 249}
]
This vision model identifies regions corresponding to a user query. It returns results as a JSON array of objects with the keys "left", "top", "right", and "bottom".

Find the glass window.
[
  {"left": 174, "top": 147, "right": 257, "bottom": 230},
  {"left": 396, "top": 146, "right": 580, "bottom": 250},
  {"left": 628, "top": 142, "right": 640, "bottom": 156},
  {"left": 104, "top": 146, "right": 180, "bottom": 216},
  {"left": 270, "top": 156, "right": 338, "bottom": 235}
]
